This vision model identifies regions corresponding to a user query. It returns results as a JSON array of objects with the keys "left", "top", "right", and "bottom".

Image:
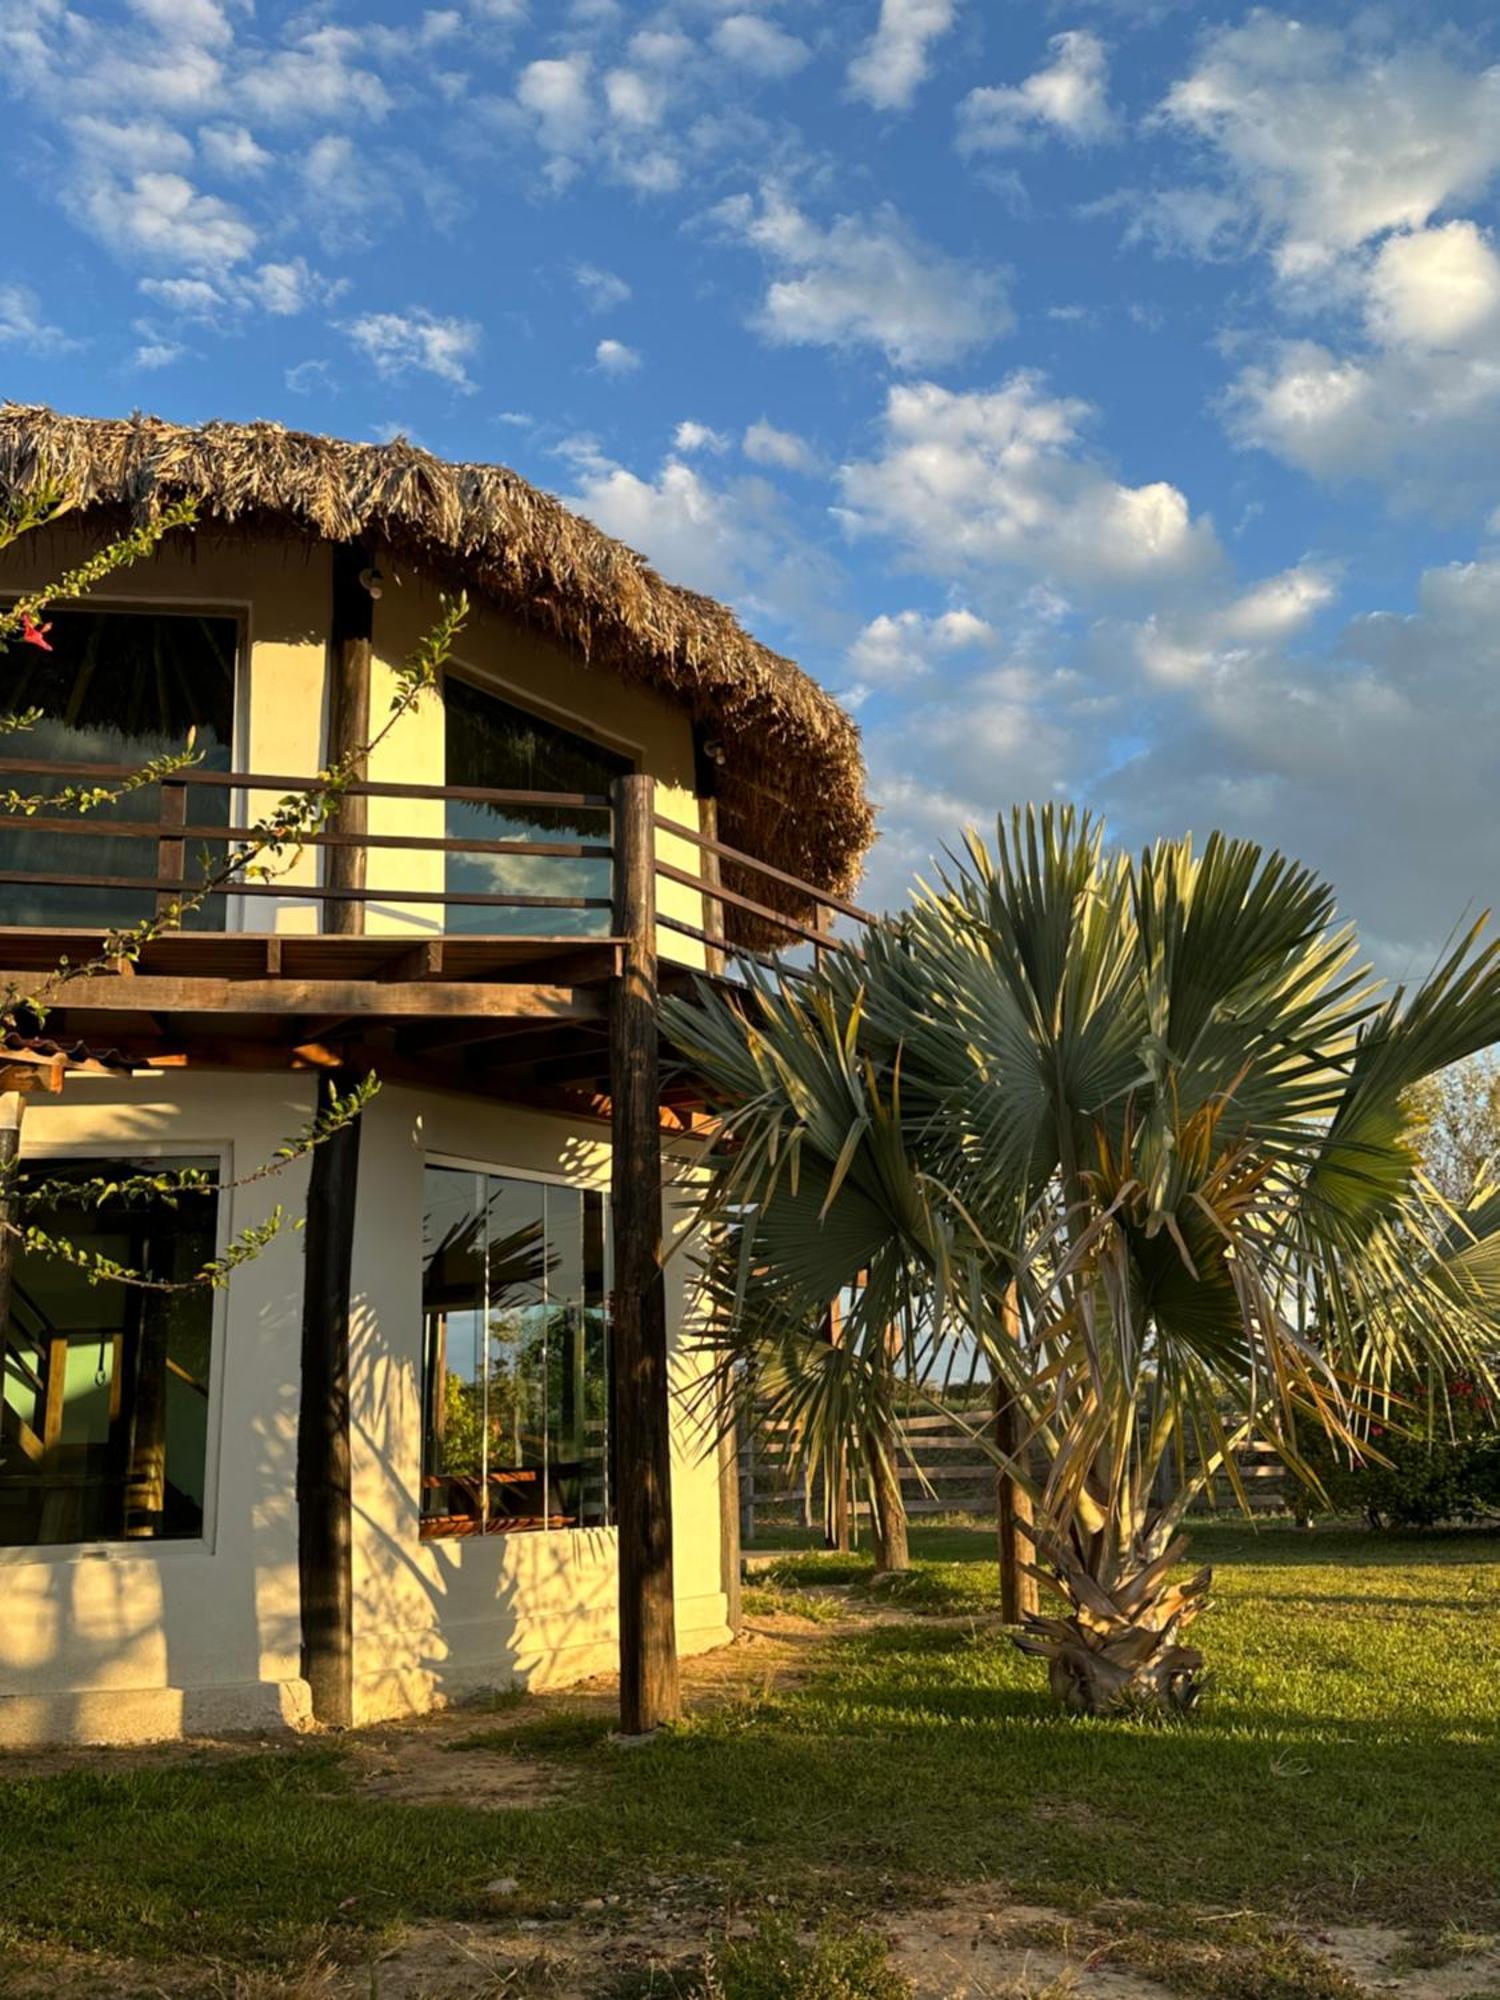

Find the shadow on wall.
[
  {"left": 0, "top": 1271, "right": 303, "bottom": 1747},
  {"left": 347, "top": 1274, "right": 621, "bottom": 1726}
]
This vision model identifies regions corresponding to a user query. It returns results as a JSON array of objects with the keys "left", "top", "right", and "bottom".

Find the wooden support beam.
[
  {"left": 297, "top": 1068, "right": 361, "bottom": 1727},
  {"left": 0, "top": 1087, "right": 27, "bottom": 1344},
  {"left": 325, "top": 542, "right": 374, "bottom": 939},
  {"left": 0, "top": 972, "right": 606, "bottom": 1021},
  {"left": 608, "top": 771, "right": 680, "bottom": 1734},
  {"left": 377, "top": 939, "right": 443, "bottom": 983}
]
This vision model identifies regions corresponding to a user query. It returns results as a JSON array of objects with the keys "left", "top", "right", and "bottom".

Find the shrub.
[
  {"left": 702, "top": 1919, "right": 912, "bottom": 2000},
  {"left": 1299, "top": 1387, "right": 1500, "bottom": 1528}
]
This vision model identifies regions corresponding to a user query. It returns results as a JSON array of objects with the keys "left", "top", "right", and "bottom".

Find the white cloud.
[
  {"left": 560, "top": 437, "right": 845, "bottom": 627},
  {"left": 846, "top": 607, "right": 995, "bottom": 699},
  {"left": 73, "top": 170, "right": 256, "bottom": 271},
  {"left": 198, "top": 124, "right": 271, "bottom": 176},
  {"left": 715, "top": 186, "right": 1010, "bottom": 367},
  {"left": 674, "top": 420, "right": 729, "bottom": 454},
  {"left": 67, "top": 115, "right": 194, "bottom": 174},
  {"left": 1101, "top": 554, "right": 1500, "bottom": 967},
  {"left": 128, "top": 0, "right": 232, "bottom": 49},
  {"left": 839, "top": 375, "right": 1221, "bottom": 590},
  {"left": 132, "top": 339, "right": 185, "bottom": 369},
  {"left": 1366, "top": 221, "right": 1500, "bottom": 351},
  {"left": 848, "top": 0, "right": 956, "bottom": 112},
  {"left": 1224, "top": 224, "right": 1500, "bottom": 508},
  {"left": 516, "top": 53, "right": 595, "bottom": 158},
  {"left": 604, "top": 65, "right": 668, "bottom": 129},
  {"left": 574, "top": 263, "right": 631, "bottom": 312},
  {"left": 1156, "top": 17, "right": 1500, "bottom": 280},
  {"left": 139, "top": 275, "right": 222, "bottom": 316},
  {"left": 345, "top": 308, "right": 480, "bottom": 389},
  {"left": 594, "top": 336, "right": 641, "bottom": 374},
  {"left": 958, "top": 31, "right": 1116, "bottom": 151},
  {"left": 245, "top": 259, "right": 334, "bottom": 316},
  {"left": 286, "top": 358, "right": 336, "bottom": 395},
  {"left": 0, "top": 284, "right": 73, "bottom": 353},
  {"left": 238, "top": 27, "right": 392, "bottom": 125},
  {"left": 743, "top": 419, "right": 818, "bottom": 474},
  {"left": 1133, "top": 562, "right": 1338, "bottom": 683},
  {"left": 712, "top": 14, "right": 809, "bottom": 79}
]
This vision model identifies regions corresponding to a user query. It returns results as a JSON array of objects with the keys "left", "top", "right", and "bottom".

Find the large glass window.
[
  {"left": 443, "top": 674, "right": 628, "bottom": 937},
  {"left": 0, "top": 607, "right": 237, "bottom": 929},
  {"left": 0, "top": 1156, "right": 218, "bottom": 1547},
  {"left": 420, "top": 1164, "right": 611, "bottom": 1536}
]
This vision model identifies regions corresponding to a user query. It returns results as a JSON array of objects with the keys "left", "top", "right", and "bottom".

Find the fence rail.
[{"left": 739, "top": 1406, "right": 1290, "bottom": 1542}]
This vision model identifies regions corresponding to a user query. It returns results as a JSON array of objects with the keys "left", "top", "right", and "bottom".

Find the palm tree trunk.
[
  {"left": 865, "top": 1422, "right": 909, "bottom": 1573},
  {"left": 994, "top": 1373, "right": 1037, "bottom": 1621},
  {"left": 995, "top": 1283, "right": 1038, "bottom": 1622}
]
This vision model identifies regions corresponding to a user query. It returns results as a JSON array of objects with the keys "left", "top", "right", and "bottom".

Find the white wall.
[{"left": 0, "top": 1072, "right": 729, "bottom": 1746}]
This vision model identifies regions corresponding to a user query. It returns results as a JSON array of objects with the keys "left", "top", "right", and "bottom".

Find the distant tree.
[{"left": 1406, "top": 1052, "right": 1500, "bottom": 1206}]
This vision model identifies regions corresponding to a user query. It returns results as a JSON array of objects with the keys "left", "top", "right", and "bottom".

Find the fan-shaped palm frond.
[{"left": 666, "top": 805, "right": 1500, "bottom": 1713}]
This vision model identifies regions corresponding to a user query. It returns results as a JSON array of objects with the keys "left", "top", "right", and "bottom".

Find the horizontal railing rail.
[
  {"left": 0, "top": 758, "right": 611, "bottom": 812},
  {"left": 0, "top": 762, "right": 872, "bottom": 965}
]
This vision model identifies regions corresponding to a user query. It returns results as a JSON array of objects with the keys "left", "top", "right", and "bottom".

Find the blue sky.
[{"left": 4, "top": 0, "right": 1500, "bottom": 970}]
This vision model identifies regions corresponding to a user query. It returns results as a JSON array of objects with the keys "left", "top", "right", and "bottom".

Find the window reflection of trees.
[{"left": 420, "top": 1166, "right": 610, "bottom": 1537}]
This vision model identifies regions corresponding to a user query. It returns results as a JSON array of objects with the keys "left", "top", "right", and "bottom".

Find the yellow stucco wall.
[
  {"left": 0, "top": 525, "right": 731, "bottom": 1745},
  {"left": 0, "top": 523, "right": 711, "bottom": 958},
  {"left": 0, "top": 1072, "right": 729, "bottom": 1747}
]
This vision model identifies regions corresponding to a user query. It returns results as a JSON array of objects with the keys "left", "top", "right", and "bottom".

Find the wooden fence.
[{"left": 738, "top": 1404, "right": 1289, "bottom": 1542}]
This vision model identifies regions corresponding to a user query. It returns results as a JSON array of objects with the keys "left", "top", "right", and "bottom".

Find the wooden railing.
[{"left": 0, "top": 760, "right": 871, "bottom": 970}]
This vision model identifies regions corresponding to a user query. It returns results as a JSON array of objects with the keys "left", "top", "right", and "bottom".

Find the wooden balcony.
[{"left": 0, "top": 759, "right": 870, "bottom": 1115}]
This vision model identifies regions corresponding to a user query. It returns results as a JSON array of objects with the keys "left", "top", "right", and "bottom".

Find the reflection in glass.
[
  {"left": 0, "top": 1156, "right": 218, "bottom": 1546},
  {"left": 442, "top": 674, "right": 628, "bottom": 938},
  {"left": 0, "top": 609, "right": 237, "bottom": 930},
  {"left": 420, "top": 1164, "right": 611, "bottom": 1535}
]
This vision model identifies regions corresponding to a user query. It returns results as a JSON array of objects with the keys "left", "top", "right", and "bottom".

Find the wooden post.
[
  {"left": 0, "top": 1088, "right": 27, "bottom": 1340},
  {"left": 828, "top": 1440, "right": 851, "bottom": 1552},
  {"left": 704, "top": 796, "right": 728, "bottom": 984},
  {"left": 325, "top": 542, "right": 374, "bottom": 938},
  {"left": 609, "top": 771, "right": 681, "bottom": 1733},
  {"left": 155, "top": 778, "right": 187, "bottom": 924},
  {"left": 297, "top": 1068, "right": 361, "bottom": 1727},
  {"left": 996, "top": 1282, "right": 1038, "bottom": 1623},
  {"left": 717, "top": 1375, "right": 743, "bottom": 1635}
]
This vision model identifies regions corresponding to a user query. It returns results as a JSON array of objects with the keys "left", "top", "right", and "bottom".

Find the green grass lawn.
[{"left": 2, "top": 1521, "right": 1498, "bottom": 1985}]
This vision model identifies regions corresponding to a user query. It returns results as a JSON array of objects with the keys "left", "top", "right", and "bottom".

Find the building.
[{"left": 0, "top": 405, "right": 872, "bottom": 1748}]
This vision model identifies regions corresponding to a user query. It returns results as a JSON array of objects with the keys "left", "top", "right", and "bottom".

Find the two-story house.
[{"left": 0, "top": 404, "right": 872, "bottom": 1747}]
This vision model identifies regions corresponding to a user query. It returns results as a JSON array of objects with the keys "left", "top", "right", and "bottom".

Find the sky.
[{"left": 3, "top": 0, "right": 1500, "bottom": 974}]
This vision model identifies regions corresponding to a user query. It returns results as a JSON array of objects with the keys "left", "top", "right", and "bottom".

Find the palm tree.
[{"left": 667, "top": 808, "right": 1500, "bottom": 1713}]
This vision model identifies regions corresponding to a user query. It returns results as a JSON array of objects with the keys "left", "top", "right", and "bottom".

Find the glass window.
[
  {"left": 420, "top": 1164, "right": 611, "bottom": 1536},
  {"left": 443, "top": 674, "right": 629, "bottom": 938},
  {"left": 0, "top": 608, "right": 237, "bottom": 930},
  {"left": 0, "top": 1156, "right": 218, "bottom": 1547}
]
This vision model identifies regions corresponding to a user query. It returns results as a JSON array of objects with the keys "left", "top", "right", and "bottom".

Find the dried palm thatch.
[{"left": 0, "top": 403, "right": 874, "bottom": 920}]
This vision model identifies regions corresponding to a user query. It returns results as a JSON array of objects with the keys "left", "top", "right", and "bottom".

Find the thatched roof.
[{"left": 0, "top": 404, "right": 873, "bottom": 910}]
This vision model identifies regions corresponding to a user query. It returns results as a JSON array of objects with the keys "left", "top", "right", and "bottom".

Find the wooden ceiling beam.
[{"left": 5, "top": 972, "right": 608, "bottom": 1023}]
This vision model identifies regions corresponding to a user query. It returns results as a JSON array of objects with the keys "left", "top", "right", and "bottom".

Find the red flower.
[{"left": 19, "top": 615, "right": 52, "bottom": 652}]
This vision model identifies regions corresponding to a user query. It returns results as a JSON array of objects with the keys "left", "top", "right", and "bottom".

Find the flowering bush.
[{"left": 1299, "top": 1380, "right": 1500, "bottom": 1528}]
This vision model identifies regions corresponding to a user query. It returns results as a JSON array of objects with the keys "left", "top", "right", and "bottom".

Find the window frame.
[
  {"left": 440, "top": 656, "right": 642, "bottom": 777},
  {"left": 419, "top": 1149, "right": 613, "bottom": 1542},
  {"left": 0, "top": 1135, "right": 234, "bottom": 1568},
  {"left": 0, "top": 594, "right": 251, "bottom": 933}
]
